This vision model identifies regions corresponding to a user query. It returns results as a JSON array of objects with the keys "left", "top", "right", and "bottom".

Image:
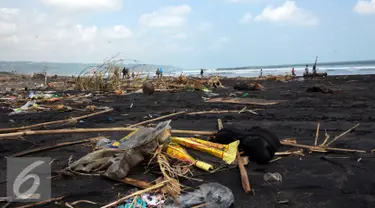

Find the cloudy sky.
[{"left": 0, "top": 0, "right": 375, "bottom": 68}]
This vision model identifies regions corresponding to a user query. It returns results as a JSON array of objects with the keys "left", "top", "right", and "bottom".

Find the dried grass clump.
[{"left": 74, "top": 59, "right": 123, "bottom": 91}]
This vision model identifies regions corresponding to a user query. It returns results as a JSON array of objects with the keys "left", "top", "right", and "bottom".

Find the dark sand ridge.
[{"left": 1, "top": 75, "right": 375, "bottom": 207}]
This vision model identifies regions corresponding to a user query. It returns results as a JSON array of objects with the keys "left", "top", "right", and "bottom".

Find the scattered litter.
[
  {"left": 95, "top": 138, "right": 119, "bottom": 149},
  {"left": 205, "top": 92, "right": 219, "bottom": 98},
  {"left": 10, "top": 100, "right": 39, "bottom": 115},
  {"left": 263, "top": 172, "right": 283, "bottom": 182},
  {"left": 164, "top": 183, "right": 234, "bottom": 208},
  {"left": 116, "top": 197, "right": 147, "bottom": 208},
  {"left": 68, "top": 120, "right": 172, "bottom": 179},
  {"left": 241, "top": 92, "right": 249, "bottom": 97},
  {"left": 141, "top": 193, "right": 164, "bottom": 207}
]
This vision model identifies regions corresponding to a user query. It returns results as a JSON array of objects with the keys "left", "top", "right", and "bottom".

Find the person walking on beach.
[
  {"left": 260, "top": 69, "right": 263, "bottom": 77},
  {"left": 122, "top": 67, "right": 129, "bottom": 79},
  {"left": 292, "top": 68, "right": 296, "bottom": 76},
  {"left": 312, "top": 56, "right": 318, "bottom": 74},
  {"left": 159, "top": 67, "right": 163, "bottom": 78},
  {"left": 305, "top": 65, "right": 309, "bottom": 75},
  {"left": 200, "top": 69, "right": 204, "bottom": 77},
  {"left": 156, "top": 68, "right": 160, "bottom": 79}
]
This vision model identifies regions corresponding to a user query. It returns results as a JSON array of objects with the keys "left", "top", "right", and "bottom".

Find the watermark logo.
[{"left": 7, "top": 157, "right": 51, "bottom": 202}]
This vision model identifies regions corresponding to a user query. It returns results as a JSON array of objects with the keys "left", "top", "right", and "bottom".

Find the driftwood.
[
  {"left": 128, "top": 111, "right": 186, "bottom": 128},
  {"left": 206, "top": 97, "right": 281, "bottom": 106},
  {"left": 217, "top": 119, "right": 223, "bottom": 130},
  {"left": 15, "top": 196, "right": 65, "bottom": 208},
  {"left": 281, "top": 141, "right": 366, "bottom": 153},
  {"left": 325, "top": 123, "right": 360, "bottom": 147},
  {"left": 11, "top": 136, "right": 104, "bottom": 157},
  {"left": 102, "top": 175, "right": 152, "bottom": 189},
  {"left": 237, "top": 152, "right": 251, "bottom": 193},
  {"left": 0, "top": 109, "right": 113, "bottom": 133},
  {"left": 314, "top": 123, "right": 320, "bottom": 146},
  {"left": 0, "top": 128, "right": 215, "bottom": 140},
  {"left": 320, "top": 130, "right": 330, "bottom": 146}
]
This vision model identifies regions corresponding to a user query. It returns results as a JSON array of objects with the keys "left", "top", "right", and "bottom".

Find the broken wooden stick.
[
  {"left": 0, "top": 128, "right": 216, "bottom": 140},
  {"left": 0, "top": 108, "right": 113, "bottom": 133},
  {"left": 128, "top": 111, "right": 186, "bottom": 128},
  {"left": 281, "top": 141, "right": 366, "bottom": 153},
  {"left": 187, "top": 109, "right": 261, "bottom": 115},
  {"left": 237, "top": 152, "right": 251, "bottom": 193},
  {"left": 102, "top": 175, "right": 152, "bottom": 189},
  {"left": 325, "top": 123, "right": 360, "bottom": 147},
  {"left": 217, "top": 119, "right": 223, "bottom": 130},
  {"left": 10, "top": 136, "right": 105, "bottom": 157},
  {"left": 238, "top": 107, "right": 247, "bottom": 114},
  {"left": 314, "top": 123, "right": 320, "bottom": 146},
  {"left": 16, "top": 195, "right": 65, "bottom": 208},
  {"left": 101, "top": 180, "right": 169, "bottom": 208},
  {"left": 320, "top": 130, "right": 330, "bottom": 146}
]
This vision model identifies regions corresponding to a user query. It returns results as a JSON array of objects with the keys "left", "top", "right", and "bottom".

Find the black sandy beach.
[{"left": 1, "top": 75, "right": 375, "bottom": 207}]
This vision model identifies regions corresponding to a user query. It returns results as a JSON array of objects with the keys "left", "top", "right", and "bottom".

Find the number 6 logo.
[{"left": 13, "top": 160, "right": 45, "bottom": 200}]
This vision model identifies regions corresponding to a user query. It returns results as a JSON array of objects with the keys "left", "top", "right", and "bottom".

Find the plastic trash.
[
  {"left": 116, "top": 197, "right": 147, "bottom": 208},
  {"left": 141, "top": 193, "right": 164, "bottom": 207},
  {"left": 95, "top": 138, "right": 119, "bottom": 149},
  {"left": 28, "top": 92, "right": 35, "bottom": 98},
  {"left": 9, "top": 101, "right": 39, "bottom": 115},
  {"left": 164, "top": 183, "right": 234, "bottom": 208},
  {"left": 68, "top": 120, "right": 172, "bottom": 179},
  {"left": 202, "top": 87, "right": 211, "bottom": 92},
  {"left": 205, "top": 92, "right": 219, "bottom": 98},
  {"left": 263, "top": 172, "right": 283, "bottom": 182},
  {"left": 104, "top": 115, "right": 115, "bottom": 122}
]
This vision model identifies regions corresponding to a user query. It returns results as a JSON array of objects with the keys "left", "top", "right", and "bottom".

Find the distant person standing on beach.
[
  {"left": 260, "top": 69, "right": 263, "bottom": 77},
  {"left": 305, "top": 65, "right": 309, "bottom": 75},
  {"left": 292, "top": 68, "right": 296, "bottom": 76},
  {"left": 312, "top": 56, "right": 318, "bottom": 74},
  {"left": 122, "top": 67, "right": 128, "bottom": 79},
  {"left": 156, "top": 68, "right": 160, "bottom": 79},
  {"left": 159, "top": 68, "right": 163, "bottom": 77},
  {"left": 200, "top": 69, "right": 204, "bottom": 77}
]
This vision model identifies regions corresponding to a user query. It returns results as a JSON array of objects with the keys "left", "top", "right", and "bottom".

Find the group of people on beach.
[
  {"left": 258, "top": 56, "right": 318, "bottom": 78},
  {"left": 156, "top": 68, "right": 163, "bottom": 78},
  {"left": 122, "top": 67, "right": 135, "bottom": 79}
]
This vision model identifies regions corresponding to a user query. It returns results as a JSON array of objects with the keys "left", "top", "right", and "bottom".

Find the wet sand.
[{"left": 1, "top": 75, "right": 375, "bottom": 207}]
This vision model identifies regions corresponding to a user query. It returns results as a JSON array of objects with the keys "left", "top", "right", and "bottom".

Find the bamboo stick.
[
  {"left": 0, "top": 128, "right": 216, "bottom": 140},
  {"left": 16, "top": 196, "right": 65, "bottom": 208},
  {"left": 11, "top": 136, "right": 104, "bottom": 157},
  {"left": 101, "top": 180, "right": 169, "bottom": 208},
  {"left": 0, "top": 109, "right": 113, "bottom": 133},
  {"left": 281, "top": 141, "right": 366, "bottom": 153},
  {"left": 314, "top": 123, "right": 320, "bottom": 146},
  {"left": 128, "top": 111, "right": 186, "bottom": 128},
  {"left": 187, "top": 109, "right": 261, "bottom": 115},
  {"left": 320, "top": 130, "right": 330, "bottom": 146},
  {"left": 325, "top": 123, "right": 360, "bottom": 147}
]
